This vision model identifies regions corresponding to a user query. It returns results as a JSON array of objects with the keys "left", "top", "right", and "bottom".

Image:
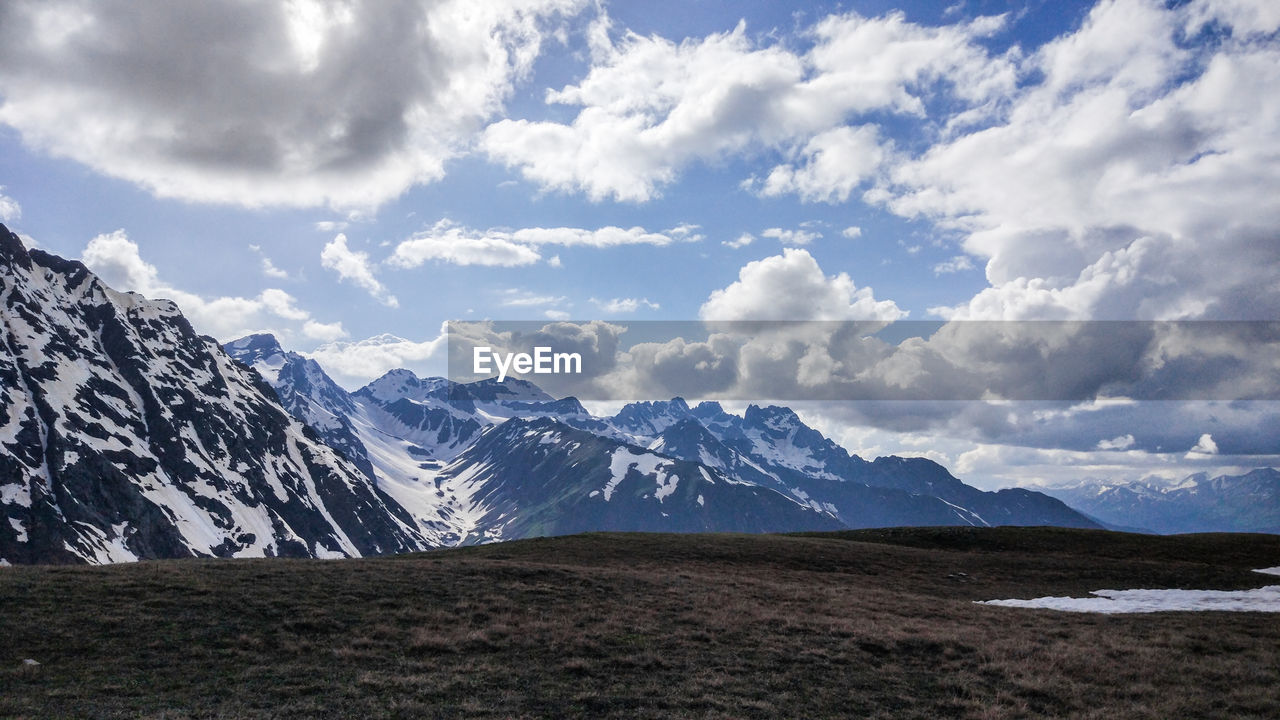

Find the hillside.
[{"left": 2, "top": 527, "right": 1279, "bottom": 719}]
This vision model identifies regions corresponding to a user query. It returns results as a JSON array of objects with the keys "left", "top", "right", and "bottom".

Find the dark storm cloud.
[{"left": 0, "top": 0, "right": 586, "bottom": 207}]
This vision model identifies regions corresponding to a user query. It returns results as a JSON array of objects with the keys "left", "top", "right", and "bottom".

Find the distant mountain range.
[
  {"left": 1044, "top": 470, "right": 1280, "bottom": 534},
  {"left": 220, "top": 332, "right": 1102, "bottom": 548},
  {"left": 15, "top": 221, "right": 1270, "bottom": 565}
]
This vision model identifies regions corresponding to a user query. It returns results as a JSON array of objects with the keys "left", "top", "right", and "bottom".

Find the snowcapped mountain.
[
  {"left": 439, "top": 417, "right": 844, "bottom": 544},
  {"left": 225, "top": 333, "right": 376, "bottom": 480},
  {"left": 610, "top": 397, "right": 698, "bottom": 439},
  {"left": 665, "top": 401, "right": 1091, "bottom": 529},
  {"left": 0, "top": 225, "right": 425, "bottom": 565},
  {"left": 228, "top": 338, "right": 1098, "bottom": 548},
  {"left": 0, "top": 216, "right": 1099, "bottom": 566},
  {"left": 1046, "top": 469, "right": 1280, "bottom": 534}
]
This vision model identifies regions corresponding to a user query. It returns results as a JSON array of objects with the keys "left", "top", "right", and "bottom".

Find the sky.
[{"left": 0, "top": 0, "right": 1278, "bottom": 489}]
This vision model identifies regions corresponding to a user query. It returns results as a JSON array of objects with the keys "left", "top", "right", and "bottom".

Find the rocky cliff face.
[{"left": 0, "top": 224, "right": 425, "bottom": 564}]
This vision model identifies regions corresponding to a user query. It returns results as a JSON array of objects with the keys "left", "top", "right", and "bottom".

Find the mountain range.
[
  {"left": 1044, "top": 470, "right": 1280, "bottom": 534},
  {"left": 20, "top": 221, "right": 1271, "bottom": 565}
]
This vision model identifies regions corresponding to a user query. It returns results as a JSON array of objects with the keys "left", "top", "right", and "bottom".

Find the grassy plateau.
[{"left": 2, "top": 526, "right": 1279, "bottom": 719}]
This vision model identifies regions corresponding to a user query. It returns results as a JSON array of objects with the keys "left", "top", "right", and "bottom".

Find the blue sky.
[{"left": 1, "top": 0, "right": 1277, "bottom": 487}]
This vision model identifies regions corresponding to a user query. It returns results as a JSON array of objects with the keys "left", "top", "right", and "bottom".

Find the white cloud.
[
  {"left": 591, "top": 297, "right": 659, "bottom": 314},
  {"left": 81, "top": 230, "right": 163, "bottom": 294},
  {"left": 307, "top": 331, "right": 447, "bottom": 389},
  {"left": 258, "top": 288, "right": 309, "bottom": 321},
  {"left": 932, "top": 255, "right": 975, "bottom": 275},
  {"left": 302, "top": 319, "right": 348, "bottom": 342},
  {"left": 390, "top": 227, "right": 541, "bottom": 268},
  {"left": 388, "top": 219, "right": 697, "bottom": 268},
  {"left": 945, "top": 428, "right": 1274, "bottom": 489},
  {"left": 1096, "top": 434, "right": 1136, "bottom": 450},
  {"left": 1185, "top": 0, "right": 1280, "bottom": 36},
  {"left": 320, "top": 233, "right": 398, "bottom": 307},
  {"left": 260, "top": 257, "right": 289, "bottom": 279},
  {"left": 544, "top": 309, "right": 571, "bottom": 320},
  {"left": 249, "top": 244, "right": 290, "bottom": 279},
  {"left": 500, "top": 291, "right": 568, "bottom": 307},
  {"left": 700, "top": 248, "right": 904, "bottom": 321},
  {"left": 723, "top": 233, "right": 755, "bottom": 249},
  {"left": 547, "top": 254, "right": 562, "bottom": 267},
  {"left": 751, "top": 125, "right": 886, "bottom": 203},
  {"left": 841, "top": 226, "right": 863, "bottom": 239},
  {"left": 482, "top": 10, "right": 1014, "bottom": 202},
  {"left": 314, "top": 220, "right": 349, "bottom": 233},
  {"left": 0, "top": 0, "right": 588, "bottom": 210},
  {"left": 1188, "top": 433, "right": 1219, "bottom": 456},
  {"left": 882, "top": 0, "right": 1280, "bottom": 321},
  {"left": 0, "top": 186, "right": 21, "bottom": 222},
  {"left": 80, "top": 229, "right": 337, "bottom": 342},
  {"left": 760, "top": 227, "right": 822, "bottom": 246}
]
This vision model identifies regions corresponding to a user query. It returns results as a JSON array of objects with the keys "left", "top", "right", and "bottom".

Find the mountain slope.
[
  {"left": 225, "top": 333, "right": 377, "bottom": 480},
  {"left": 1047, "top": 470, "right": 1280, "bottom": 534},
  {"left": 684, "top": 401, "right": 1097, "bottom": 530},
  {"left": 439, "top": 417, "right": 845, "bottom": 543},
  {"left": 228, "top": 337, "right": 1100, "bottom": 545},
  {"left": 0, "top": 225, "right": 424, "bottom": 564}
]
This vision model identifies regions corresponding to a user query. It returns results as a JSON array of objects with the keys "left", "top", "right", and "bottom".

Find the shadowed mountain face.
[
  {"left": 1046, "top": 470, "right": 1280, "bottom": 534},
  {"left": 0, "top": 225, "right": 425, "bottom": 564},
  {"left": 227, "top": 340, "right": 1099, "bottom": 552}
]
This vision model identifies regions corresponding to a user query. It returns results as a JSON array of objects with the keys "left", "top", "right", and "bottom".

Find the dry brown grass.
[{"left": 1, "top": 528, "right": 1279, "bottom": 718}]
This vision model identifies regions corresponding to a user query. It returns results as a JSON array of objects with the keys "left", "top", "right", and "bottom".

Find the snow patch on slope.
[{"left": 979, "top": 569, "right": 1280, "bottom": 613}]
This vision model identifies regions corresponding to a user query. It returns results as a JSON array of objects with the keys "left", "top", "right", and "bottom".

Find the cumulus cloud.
[
  {"left": 302, "top": 319, "right": 348, "bottom": 342},
  {"left": 446, "top": 320, "right": 625, "bottom": 396},
  {"left": 700, "top": 249, "right": 904, "bottom": 321},
  {"left": 0, "top": 0, "right": 587, "bottom": 209},
  {"left": 1097, "top": 434, "right": 1136, "bottom": 450},
  {"left": 482, "top": 10, "right": 1014, "bottom": 201},
  {"left": 1188, "top": 433, "right": 1219, "bottom": 457},
  {"left": 0, "top": 186, "right": 21, "bottom": 222},
  {"left": 320, "top": 233, "right": 398, "bottom": 307},
  {"left": 308, "top": 330, "right": 448, "bottom": 389},
  {"left": 81, "top": 230, "right": 163, "bottom": 294},
  {"left": 80, "top": 229, "right": 339, "bottom": 342},
  {"left": 388, "top": 219, "right": 698, "bottom": 268},
  {"left": 880, "top": 0, "right": 1280, "bottom": 321},
  {"left": 842, "top": 226, "right": 863, "bottom": 239},
  {"left": 723, "top": 233, "right": 754, "bottom": 249},
  {"left": 749, "top": 125, "right": 886, "bottom": 203}
]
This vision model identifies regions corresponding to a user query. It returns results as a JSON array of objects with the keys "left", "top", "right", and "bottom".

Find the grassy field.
[{"left": 2, "top": 527, "right": 1279, "bottom": 719}]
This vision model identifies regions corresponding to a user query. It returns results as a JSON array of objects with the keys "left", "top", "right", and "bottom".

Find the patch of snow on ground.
[{"left": 979, "top": 571, "right": 1280, "bottom": 613}]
